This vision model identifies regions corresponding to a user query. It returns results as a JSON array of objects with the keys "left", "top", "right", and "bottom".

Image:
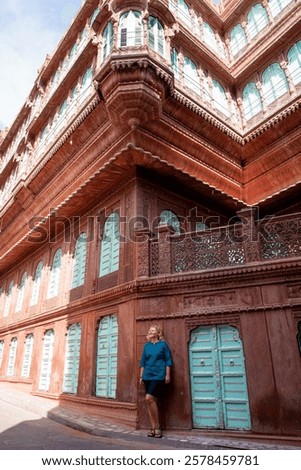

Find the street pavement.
[{"left": 0, "top": 382, "right": 300, "bottom": 451}]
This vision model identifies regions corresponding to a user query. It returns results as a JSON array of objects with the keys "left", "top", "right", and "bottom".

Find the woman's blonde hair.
[{"left": 147, "top": 324, "right": 164, "bottom": 341}]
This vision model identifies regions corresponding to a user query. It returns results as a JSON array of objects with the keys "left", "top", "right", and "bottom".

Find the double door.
[{"left": 189, "top": 324, "right": 251, "bottom": 430}]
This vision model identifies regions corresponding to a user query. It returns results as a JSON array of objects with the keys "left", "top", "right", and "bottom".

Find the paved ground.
[{"left": 0, "top": 382, "right": 300, "bottom": 450}]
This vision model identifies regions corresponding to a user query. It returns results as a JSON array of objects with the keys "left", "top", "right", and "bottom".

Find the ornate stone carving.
[{"left": 184, "top": 292, "right": 237, "bottom": 309}]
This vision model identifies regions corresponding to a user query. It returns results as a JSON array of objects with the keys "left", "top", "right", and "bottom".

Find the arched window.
[
  {"left": 230, "top": 25, "right": 247, "bottom": 56},
  {"left": 69, "top": 42, "right": 78, "bottom": 64},
  {"left": 148, "top": 16, "right": 165, "bottom": 57},
  {"left": 247, "top": 4, "right": 269, "bottom": 40},
  {"left": 119, "top": 10, "right": 142, "bottom": 47},
  {"left": 268, "top": 0, "right": 292, "bottom": 18},
  {"left": 171, "top": 48, "right": 179, "bottom": 79},
  {"left": 15, "top": 272, "right": 27, "bottom": 313},
  {"left": 47, "top": 249, "right": 62, "bottom": 299},
  {"left": 4, "top": 280, "right": 14, "bottom": 317},
  {"left": 212, "top": 80, "right": 230, "bottom": 117},
  {"left": 21, "top": 333, "right": 34, "bottom": 378},
  {"left": 90, "top": 7, "right": 100, "bottom": 26},
  {"left": 242, "top": 82, "right": 263, "bottom": 120},
  {"left": 262, "top": 63, "right": 289, "bottom": 105},
  {"left": 183, "top": 57, "right": 200, "bottom": 94},
  {"left": 100, "top": 212, "right": 120, "bottom": 277},
  {"left": 82, "top": 66, "right": 93, "bottom": 88},
  {"left": 178, "top": 0, "right": 191, "bottom": 26},
  {"left": 102, "top": 22, "right": 114, "bottom": 62},
  {"left": 203, "top": 22, "right": 218, "bottom": 52},
  {"left": 159, "top": 209, "right": 181, "bottom": 233},
  {"left": 39, "top": 329, "right": 55, "bottom": 391},
  {"left": 63, "top": 323, "right": 81, "bottom": 394},
  {"left": 96, "top": 315, "right": 118, "bottom": 398},
  {"left": 288, "top": 41, "right": 301, "bottom": 85},
  {"left": 30, "top": 261, "right": 43, "bottom": 307},
  {"left": 7, "top": 337, "right": 18, "bottom": 376},
  {"left": 0, "top": 340, "right": 4, "bottom": 367},
  {"left": 71, "top": 233, "right": 87, "bottom": 289}
]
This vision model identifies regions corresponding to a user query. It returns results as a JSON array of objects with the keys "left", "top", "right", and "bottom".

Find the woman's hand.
[{"left": 165, "top": 375, "right": 170, "bottom": 384}]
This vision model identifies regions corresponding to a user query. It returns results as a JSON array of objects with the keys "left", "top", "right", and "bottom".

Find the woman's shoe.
[
  {"left": 147, "top": 429, "right": 155, "bottom": 437},
  {"left": 154, "top": 428, "right": 162, "bottom": 438}
]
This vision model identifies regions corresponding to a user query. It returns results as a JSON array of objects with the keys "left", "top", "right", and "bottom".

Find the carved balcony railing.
[{"left": 144, "top": 211, "right": 301, "bottom": 277}]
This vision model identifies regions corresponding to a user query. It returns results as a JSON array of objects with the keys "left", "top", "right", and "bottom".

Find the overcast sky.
[
  {"left": 0, "top": 0, "right": 222, "bottom": 131},
  {"left": 0, "top": 0, "right": 83, "bottom": 130}
]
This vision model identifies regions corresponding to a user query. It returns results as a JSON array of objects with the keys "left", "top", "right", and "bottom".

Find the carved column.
[
  {"left": 262, "top": 0, "right": 274, "bottom": 23},
  {"left": 280, "top": 60, "right": 295, "bottom": 94},
  {"left": 237, "top": 208, "right": 261, "bottom": 263},
  {"left": 134, "top": 228, "right": 151, "bottom": 278}
]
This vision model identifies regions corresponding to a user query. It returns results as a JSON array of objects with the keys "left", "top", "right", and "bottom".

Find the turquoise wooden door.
[
  {"left": 189, "top": 324, "right": 251, "bottom": 430},
  {"left": 63, "top": 323, "right": 81, "bottom": 394}
]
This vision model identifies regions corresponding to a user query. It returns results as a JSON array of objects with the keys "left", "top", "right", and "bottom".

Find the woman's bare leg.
[{"left": 145, "top": 394, "right": 160, "bottom": 430}]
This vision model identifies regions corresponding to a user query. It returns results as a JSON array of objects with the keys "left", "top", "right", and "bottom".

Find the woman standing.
[{"left": 139, "top": 324, "right": 173, "bottom": 438}]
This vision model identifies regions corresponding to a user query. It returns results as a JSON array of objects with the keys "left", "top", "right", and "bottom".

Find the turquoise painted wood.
[
  {"left": 189, "top": 324, "right": 251, "bottom": 430},
  {"left": 96, "top": 315, "right": 118, "bottom": 398},
  {"left": 7, "top": 337, "right": 18, "bottom": 377},
  {"left": 63, "top": 323, "right": 81, "bottom": 393},
  {"left": 39, "top": 329, "right": 54, "bottom": 391},
  {"left": 99, "top": 213, "right": 120, "bottom": 277},
  {"left": 71, "top": 233, "right": 87, "bottom": 288},
  {"left": 21, "top": 333, "right": 34, "bottom": 378}
]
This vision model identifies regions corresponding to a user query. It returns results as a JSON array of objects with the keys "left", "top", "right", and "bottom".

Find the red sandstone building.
[{"left": 0, "top": 0, "right": 301, "bottom": 438}]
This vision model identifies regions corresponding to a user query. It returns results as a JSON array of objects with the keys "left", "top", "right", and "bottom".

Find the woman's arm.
[{"left": 139, "top": 367, "right": 144, "bottom": 384}]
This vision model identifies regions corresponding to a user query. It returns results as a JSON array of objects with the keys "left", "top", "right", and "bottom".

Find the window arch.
[
  {"left": 7, "top": 337, "right": 18, "bottom": 376},
  {"left": 82, "top": 66, "right": 93, "bottom": 88},
  {"left": 47, "top": 248, "right": 62, "bottom": 299},
  {"left": 148, "top": 16, "right": 165, "bottom": 57},
  {"left": 262, "top": 63, "right": 289, "bottom": 105},
  {"left": 71, "top": 233, "right": 87, "bottom": 289},
  {"left": 242, "top": 82, "right": 263, "bottom": 120},
  {"left": 63, "top": 323, "right": 81, "bottom": 394},
  {"left": 171, "top": 48, "right": 180, "bottom": 79},
  {"left": 102, "top": 21, "right": 114, "bottom": 62},
  {"left": 183, "top": 57, "right": 200, "bottom": 94},
  {"left": 30, "top": 261, "right": 43, "bottom": 306},
  {"left": 247, "top": 4, "right": 269, "bottom": 40},
  {"left": 203, "top": 22, "right": 218, "bottom": 52},
  {"left": 212, "top": 80, "right": 230, "bottom": 117},
  {"left": 159, "top": 209, "right": 181, "bottom": 233},
  {"left": 119, "top": 10, "right": 142, "bottom": 47},
  {"left": 95, "top": 315, "right": 118, "bottom": 398},
  {"left": 288, "top": 41, "right": 301, "bottom": 85},
  {"left": 268, "top": 0, "right": 292, "bottom": 18},
  {"left": 100, "top": 212, "right": 120, "bottom": 277},
  {"left": 178, "top": 0, "right": 191, "bottom": 26},
  {"left": 4, "top": 280, "right": 14, "bottom": 317},
  {"left": 90, "top": 7, "right": 100, "bottom": 26},
  {"left": 230, "top": 25, "right": 247, "bottom": 56},
  {"left": 15, "top": 272, "right": 27, "bottom": 313},
  {"left": 21, "top": 333, "right": 34, "bottom": 378}
]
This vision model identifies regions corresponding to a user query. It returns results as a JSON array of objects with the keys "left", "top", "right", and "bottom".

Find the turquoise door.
[
  {"left": 95, "top": 315, "right": 118, "bottom": 398},
  {"left": 189, "top": 324, "right": 251, "bottom": 430}
]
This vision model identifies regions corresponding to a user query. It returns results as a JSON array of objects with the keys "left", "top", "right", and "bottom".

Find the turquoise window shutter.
[
  {"left": 96, "top": 315, "right": 118, "bottom": 398},
  {"left": 21, "top": 334, "right": 34, "bottom": 378},
  {"left": 99, "top": 213, "right": 120, "bottom": 277},
  {"left": 4, "top": 281, "right": 14, "bottom": 317},
  {"left": 15, "top": 272, "right": 27, "bottom": 313},
  {"left": 47, "top": 249, "right": 62, "bottom": 298},
  {"left": 288, "top": 41, "right": 301, "bottom": 85},
  {"left": 7, "top": 337, "right": 18, "bottom": 376},
  {"left": 71, "top": 233, "right": 87, "bottom": 288},
  {"left": 30, "top": 261, "right": 43, "bottom": 306},
  {"left": 63, "top": 323, "right": 81, "bottom": 394},
  {"left": 39, "top": 329, "right": 55, "bottom": 391},
  {"left": 0, "top": 340, "right": 4, "bottom": 367}
]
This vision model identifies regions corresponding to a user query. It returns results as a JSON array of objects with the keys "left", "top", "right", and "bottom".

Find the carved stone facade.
[{"left": 0, "top": 0, "right": 301, "bottom": 438}]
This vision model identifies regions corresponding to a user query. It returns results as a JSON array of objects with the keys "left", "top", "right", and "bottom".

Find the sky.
[
  {"left": 0, "top": 0, "right": 83, "bottom": 130},
  {"left": 0, "top": 0, "right": 222, "bottom": 131}
]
